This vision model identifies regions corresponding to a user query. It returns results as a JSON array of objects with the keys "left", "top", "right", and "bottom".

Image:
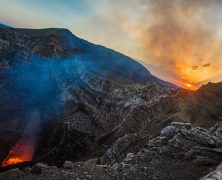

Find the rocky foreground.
[
  {"left": 0, "top": 120, "right": 222, "bottom": 180},
  {"left": 0, "top": 26, "right": 222, "bottom": 179}
]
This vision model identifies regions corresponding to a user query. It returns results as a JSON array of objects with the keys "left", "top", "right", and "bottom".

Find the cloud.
[
  {"left": 192, "top": 66, "right": 199, "bottom": 70},
  {"left": 203, "top": 63, "right": 211, "bottom": 68},
  {"left": 103, "top": 0, "right": 222, "bottom": 85}
]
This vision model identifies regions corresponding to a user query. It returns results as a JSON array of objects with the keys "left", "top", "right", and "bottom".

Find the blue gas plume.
[{"left": 5, "top": 56, "right": 85, "bottom": 123}]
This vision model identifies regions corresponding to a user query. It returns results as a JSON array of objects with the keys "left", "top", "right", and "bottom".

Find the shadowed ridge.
[{"left": 0, "top": 23, "right": 12, "bottom": 28}]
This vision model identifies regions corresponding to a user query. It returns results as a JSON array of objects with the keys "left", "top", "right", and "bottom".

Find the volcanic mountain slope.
[
  {"left": 0, "top": 25, "right": 222, "bottom": 179},
  {"left": 0, "top": 26, "right": 175, "bottom": 85}
]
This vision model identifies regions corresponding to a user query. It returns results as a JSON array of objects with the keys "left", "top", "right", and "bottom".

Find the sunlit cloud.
[
  {"left": 203, "top": 63, "right": 211, "bottom": 68},
  {"left": 102, "top": 0, "right": 222, "bottom": 89}
]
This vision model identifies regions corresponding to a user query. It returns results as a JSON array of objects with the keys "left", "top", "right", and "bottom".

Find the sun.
[
  {"left": 183, "top": 83, "right": 199, "bottom": 90},
  {"left": 186, "top": 84, "right": 191, "bottom": 88},
  {"left": 182, "top": 83, "right": 198, "bottom": 90}
]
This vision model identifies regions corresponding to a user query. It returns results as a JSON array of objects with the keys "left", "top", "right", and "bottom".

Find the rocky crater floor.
[
  {"left": 1, "top": 121, "right": 222, "bottom": 180},
  {"left": 0, "top": 80, "right": 222, "bottom": 180}
]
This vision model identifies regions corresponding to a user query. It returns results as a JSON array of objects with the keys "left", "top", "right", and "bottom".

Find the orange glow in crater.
[
  {"left": 1, "top": 158, "right": 24, "bottom": 167},
  {"left": 1, "top": 139, "right": 35, "bottom": 167}
]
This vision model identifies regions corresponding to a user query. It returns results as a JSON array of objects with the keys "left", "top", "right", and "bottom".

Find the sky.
[{"left": 0, "top": 0, "right": 222, "bottom": 89}]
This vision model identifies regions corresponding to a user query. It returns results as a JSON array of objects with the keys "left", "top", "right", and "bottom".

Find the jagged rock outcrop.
[
  {"left": 100, "top": 121, "right": 222, "bottom": 165},
  {"left": 201, "top": 163, "right": 222, "bottom": 180},
  {"left": 96, "top": 122, "right": 222, "bottom": 179},
  {"left": 34, "top": 74, "right": 181, "bottom": 165}
]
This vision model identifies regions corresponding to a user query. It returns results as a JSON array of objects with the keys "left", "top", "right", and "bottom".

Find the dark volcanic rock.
[
  {"left": 178, "top": 82, "right": 222, "bottom": 128},
  {"left": 1, "top": 122, "right": 222, "bottom": 180},
  {"left": 35, "top": 74, "right": 180, "bottom": 166},
  {"left": 31, "top": 163, "right": 48, "bottom": 174},
  {"left": 201, "top": 163, "right": 222, "bottom": 179}
]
